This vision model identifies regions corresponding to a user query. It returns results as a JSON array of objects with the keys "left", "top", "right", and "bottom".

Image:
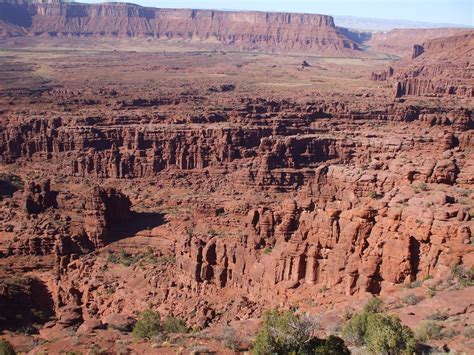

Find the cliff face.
[
  {"left": 0, "top": 1, "right": 359, "bottom": 54},
  {"left": 367, "top": 28, "right": 470, "bottom": 57},
  {"left": 393, "top": 32, "right": 474, "bottom": 98}
]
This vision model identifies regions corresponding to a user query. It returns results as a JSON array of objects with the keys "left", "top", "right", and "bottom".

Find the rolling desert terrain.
[{"left": 0, "top": 0, "right": 473, "bottom": 354}]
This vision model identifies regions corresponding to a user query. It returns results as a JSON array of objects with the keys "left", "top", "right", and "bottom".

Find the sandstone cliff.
[
  {"left": 393, "top": 32, "right": 474, "bottom": 98},
  {"left": 367, "top": 28, "right": 470, "bottom": 57},
  {"left": 0, "top": 0, "right": 359, "bottom": 55}
]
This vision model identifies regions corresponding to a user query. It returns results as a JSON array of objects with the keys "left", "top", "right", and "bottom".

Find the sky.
[{"left": 80, "top": 0, "right": 473, "bottom": 26}]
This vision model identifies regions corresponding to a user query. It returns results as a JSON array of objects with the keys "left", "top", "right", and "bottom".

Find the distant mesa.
[{"left": 0, "top": 0, "right": 360, "bottom": 56}]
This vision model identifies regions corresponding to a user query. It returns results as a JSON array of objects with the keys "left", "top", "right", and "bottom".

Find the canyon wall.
[{"left": 372, "top": 31, "right": 474, "bottom": 98}]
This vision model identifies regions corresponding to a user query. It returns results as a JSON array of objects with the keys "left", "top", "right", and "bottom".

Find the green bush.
[
  {"left": 132, "top": 311, "right": 189, "bottom": 339},
  {"left": 132, "top": 310, "right": 162, "bottom": 339},
  {"left": 162, "top": 315, "right": 189, "bottom": 333},
  {"left": 342, "top": 300, "right": 417, "bottom": 355},
  {"left": 0, "top": 339, "right": 16, "bottom": 355},
  {"left": 252, "top": 309, "right": 349, "bottom": 355}
]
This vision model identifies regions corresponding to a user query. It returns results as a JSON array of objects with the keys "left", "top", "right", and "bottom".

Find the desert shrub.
[
  {"left": 413, "top": 182, "right": 429, "bottom": 194},
  {"left": 403, "top": 293, "right": 421, "bottom": 306},
  {"left": 426, "top": 311, "right": 448, "bottom": 321},
  {"left": 415, "top": 321, "right": 444, "bottom": 341},
  {"left": 341, "top": 312, "right": 369, "bottom": 346},
  {"left": 222, "top": 326, "right": 240, "bottom": 351},
  {"left": 132, "top": 311, "right": 189, "bottom": 338},
  {"left": 263, "top": 246, "right": 272, "bottom": 255},
  {"left": 405, "top": 281, "right": 422, "bottom": 289},
  {"left": 364, "top": 297, "right": 384, "bottom": 313},
  {"left": 252, "top": 309, "right": 349, "bottom": 355},
  {"left": 342, "top": 300, "right": 417, "bottom": 355},
  {"left": 89, "top": 344, "right": 106, "bottom": 355},
  {"left": 426, "top": 289, "right": 436, "bottom": 298},
  {"left": 451, "top": 265, "right": 474, "bottom": 287},
  {"left": 440, "top": 328, "right": 460, "bottom": 339},
  {"left": 107, "top": 249, "right": 137, "bottom": 267},
  {"left": 132, "top": 310, "right": 162, "bottom": 339},
  {"left": 0, "top": 339, "right": 16, "bottom": 355},
  {"left": 464, "top": 326, "right": 474, "bottom": 338},
  {"left": 157, "top": 255, "right": 176, "bottom": 265},
  {"left": 162, "top": 315, "right": 189, "bottom": 333}
]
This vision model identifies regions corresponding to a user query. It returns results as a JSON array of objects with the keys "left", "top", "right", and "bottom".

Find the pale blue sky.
[{"left": 80, "top": 0, "right": 473, "bottom": 26}]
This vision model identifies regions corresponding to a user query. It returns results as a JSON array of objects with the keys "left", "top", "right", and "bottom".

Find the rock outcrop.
[{"left": 2, "top": 182, "right": 132, "bottom": 257}]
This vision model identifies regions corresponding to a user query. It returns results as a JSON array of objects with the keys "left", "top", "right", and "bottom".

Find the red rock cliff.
[{"left": 0, "top": 0, "right": 359, "bottom": 55}]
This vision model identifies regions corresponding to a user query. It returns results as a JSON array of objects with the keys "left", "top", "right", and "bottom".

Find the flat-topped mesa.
[{"left": 0, "top": 1, "right": 359, "bottom": 55}]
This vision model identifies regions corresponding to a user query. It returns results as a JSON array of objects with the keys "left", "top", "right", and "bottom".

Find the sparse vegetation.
[
  {"left": 222, "top": 326, "right": 240, "bottom": 351},
  {"left": 363, "top": 297, "right": 384, "bottom": 313},
  {"left": 106, "top": 248, "right": 161, "bottom": 267},
  {"left": 208, "top": 228, "right": 219, "bottom": 237},
  {"left": 252, "top": 309, "right": 349, "bottom": 355},
  {"left": 413, "top": 182, "right": 429, "bottom": 194},
  {"left": 426, "top": 311, "right": 449, "bottom": 321},
  {"left": 162, "top": 315, "right": 190, "bottom": 333},
  {"left": 423, "top": 274, "right": 433, "bottom": 281},
  {"left": 414, "top": 321, "right": 459, "bottom": 341},
  {"left": 132, "top": 311, "right": 189, "bottom": 339},
  {"left": 342, "top": 299, "right": 417, "bottom": 354},
  {"left": 157, "top": 255, "right": 176, "bottom": 265},
  {"left": 0, "top": 339, "right": 16, "bottom": 355},
  {"left": 426, "top": 289, "right": 436, "bottom": 298},
  {"left": 451, "top": 264, "right": 474, "bottom": 287},
  {"left": 132, "top": 310, "right": 163, "bottom": 339},
  {"left": 405, "top": 280, "right": 422, "bottom": 289},
  {"left": 402, "top": 293, "right": 422, "bottom": 306},
  {"left": 415, "top": 321, "right": 443, "bottom": 341},
  {"left": 464, "top": 326, "right": 474, "bottom": 338},
  {"left": 368, "top": 191, "right": 379, "bottom": 199},
  {"left": 89, "top": 344, "right": 105, "bottom": 355}
]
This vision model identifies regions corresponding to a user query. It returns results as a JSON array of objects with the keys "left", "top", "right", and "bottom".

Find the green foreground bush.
[
  {"left": 252, "top": 309, "right": 349, "bottom": 355},
  {"left": 342, "top": 299, "right": 417, "bottom": 354},
  {"left": 132, "top": 310, "right": 189, "bottom": 339},
  {"left": 0, "top": 339, "right": 16, "bottom": 355}
]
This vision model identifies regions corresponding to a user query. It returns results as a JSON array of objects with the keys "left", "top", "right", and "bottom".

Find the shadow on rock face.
[
  {"left": 109, "top": 211, "right": 166, "bottom": 242},
  {"left": 0, "top": 173, "right": 23, "bottom": 199},
  {"left": 0, "top": 276, "right": 55, "bottom": 333}
]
